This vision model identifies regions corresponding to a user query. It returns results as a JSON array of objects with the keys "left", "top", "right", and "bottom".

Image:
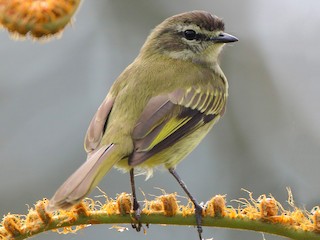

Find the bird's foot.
[
  {"left": 195, "top": 204, "right": 204, "bottom": 240},
  {"left": 131, "top": 201, "right": 142, "bottom": 232}
]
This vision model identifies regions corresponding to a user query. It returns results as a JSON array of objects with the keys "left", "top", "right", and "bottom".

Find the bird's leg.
[
  {"left": 130, "top": 168, "right": 142, "bottom": 231},
  {"left": 168, "top": 168, "right": 203, "bottom": 240}
]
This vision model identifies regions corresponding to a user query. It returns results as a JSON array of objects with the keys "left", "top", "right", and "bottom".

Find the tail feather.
[{"left": 47, "top": 144, "right": 119, "bottom": 211}]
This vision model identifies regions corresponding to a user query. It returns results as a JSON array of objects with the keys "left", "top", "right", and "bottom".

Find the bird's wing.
[
  {"left": 84, "top": 96, "right": 115, "bottom": 153},
  {"left": 129, "top": 84, "right": 227, "bottom": 166}
]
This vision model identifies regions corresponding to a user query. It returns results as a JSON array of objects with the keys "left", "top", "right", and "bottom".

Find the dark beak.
[{"left": 210, "top": 32, "right": 238, "bottom": 43}]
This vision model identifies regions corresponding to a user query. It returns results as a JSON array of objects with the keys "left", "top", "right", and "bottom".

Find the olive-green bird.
[{"left": 48, "top": 10, "right": 237, "bottom": 239}]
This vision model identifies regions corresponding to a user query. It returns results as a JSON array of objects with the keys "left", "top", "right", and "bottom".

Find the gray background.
[{"left": 1, "top": 1, "right": 320, "bottom": 239}]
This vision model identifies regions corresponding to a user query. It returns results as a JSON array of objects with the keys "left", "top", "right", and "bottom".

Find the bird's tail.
[{"left": 47, "top": 144, "right": 120, "bottom": 211}]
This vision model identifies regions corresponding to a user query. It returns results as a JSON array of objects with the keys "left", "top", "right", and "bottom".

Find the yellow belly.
[{"left": 114, "top": 116, "right": 219, "bottom": 175}]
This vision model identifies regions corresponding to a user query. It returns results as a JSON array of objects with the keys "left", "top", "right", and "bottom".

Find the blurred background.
[{"left": 1, "top": 0, "right": 320, "bottom": 239}]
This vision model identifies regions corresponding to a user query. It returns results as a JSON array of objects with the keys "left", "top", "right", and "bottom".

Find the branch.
[{"left": 1, "top": 190, "right": 320, "bottom": 239}]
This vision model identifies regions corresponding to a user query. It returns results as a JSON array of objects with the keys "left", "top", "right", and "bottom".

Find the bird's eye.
[{"left": 183, "top": 29, "right": 197, "bottom": 40}]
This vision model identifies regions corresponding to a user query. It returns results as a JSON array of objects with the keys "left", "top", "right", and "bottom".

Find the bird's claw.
[
  {"left": 131, "top": 206, "right": 142, "bottom": 232},
  {"left": 195, "top": 204, "right": 203, "bottom": 240}
]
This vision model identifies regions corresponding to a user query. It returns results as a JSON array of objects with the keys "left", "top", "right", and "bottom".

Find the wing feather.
[
  {"left": 84, "top": 96, "right": 114, "bottom": 153},
  {"left": 129, "top": 84, "right": 226, "bottom": 166}
]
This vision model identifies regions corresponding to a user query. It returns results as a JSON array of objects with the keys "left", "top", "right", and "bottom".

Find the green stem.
[{"left": 9, "top": 212, "right": 320, "bottom": 240}]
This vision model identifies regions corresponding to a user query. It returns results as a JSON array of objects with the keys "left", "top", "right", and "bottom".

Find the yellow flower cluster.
[
  {"left": 0, "top": 0, "right": 80, "bottom": 39},
  {"left": 0, "top": 190, "right": 320, "bottom": 239}
]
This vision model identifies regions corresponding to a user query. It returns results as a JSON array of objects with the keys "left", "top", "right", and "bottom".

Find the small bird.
[{"left": 48, "top": 10, "right": 237, "bottom": 239}]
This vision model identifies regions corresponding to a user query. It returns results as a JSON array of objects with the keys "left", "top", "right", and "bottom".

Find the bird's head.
[{"left": 141, "top": 10, "right": 238, "bottom": 65}]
